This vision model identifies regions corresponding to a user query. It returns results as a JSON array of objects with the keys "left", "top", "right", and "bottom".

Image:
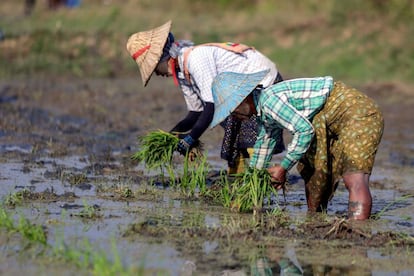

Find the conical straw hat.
[
  {"left": 126, "top": 20, "right": 172, "bottom": 87},
  {"left": 210, "top": 70, "right": 269, "bottom": 128}
]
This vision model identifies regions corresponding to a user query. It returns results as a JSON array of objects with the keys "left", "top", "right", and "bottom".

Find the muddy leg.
[
  {"left": 305, "top": 179, "right": 329, "bottom": 213},
  {"left": 343, "top": 173, "right": 372, "bottom": 220}
]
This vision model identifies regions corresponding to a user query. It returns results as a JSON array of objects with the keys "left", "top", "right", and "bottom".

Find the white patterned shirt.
[{"left": 177, "top": 46, "right": 279, "bottom": 112}]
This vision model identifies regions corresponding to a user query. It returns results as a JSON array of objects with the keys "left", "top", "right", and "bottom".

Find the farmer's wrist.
[
  {"left": 183, "top": 135, "right": 195, "bottom": 146},
  {"left": 176, "top": 135, "right": 195, "bottom": 155}
]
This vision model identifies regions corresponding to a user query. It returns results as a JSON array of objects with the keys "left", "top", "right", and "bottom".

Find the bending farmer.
[{"left": 210, "top": 71, "right": 384, "bottom": 220}]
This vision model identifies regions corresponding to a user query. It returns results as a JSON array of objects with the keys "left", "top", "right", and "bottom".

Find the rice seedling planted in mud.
[
  {"left": 212, "top": 170, "right": 238, "bottom": 208},
  {"left": 371, "top": 194, "right": 414, "bottom": 220},
  {"left": 1, "top": 205, "right": 145, "bottom": 274},
  {"left": 231, "top": 168, "right": 278, "bottom": 215},
  {"left": 3, "top": 190, "right": 25, "bottom": 207},
  {"left": 178, "top": 153, "right": 210, "bottom": 197},
  {"left": 71, "top": 200, "right": 102, "bottom": 220},
  {"left": 0, "top": 206, "right": 47, "bottom": 245}
]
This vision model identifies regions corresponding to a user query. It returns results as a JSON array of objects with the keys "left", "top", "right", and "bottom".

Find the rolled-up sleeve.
[{"left": 249, "top": 123, "right": 283, "bottom": 169}]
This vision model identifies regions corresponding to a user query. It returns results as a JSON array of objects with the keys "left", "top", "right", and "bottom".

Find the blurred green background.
[{"left": 1, "top": 0, "right": 413, "bottom": 86}]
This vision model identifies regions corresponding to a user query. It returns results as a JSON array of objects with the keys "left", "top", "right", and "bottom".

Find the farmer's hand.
[
  {"left": 188, "top": 146, "right": 204, "bottom": 162},
  {"left": 176, "top": 135, "right": 195, "bottom": 156},
  {"left": 267, "top": 165, "right": 287, "bottom": 189},
  {"left": 172, "top": 132, "right": 204, "bottom": 160}
]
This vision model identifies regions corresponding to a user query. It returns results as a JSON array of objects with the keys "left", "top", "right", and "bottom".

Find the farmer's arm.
[
  {"left": 173, "top": 48, "right": 217, "bottom": 156},
  {"left": 170, "top": 84, "right": 203, "bottom": 134},
  {"left": 263, "top": 94, "right": 314, "bottom": 170},
  {"left": 170, "top": 95, "right": 214, "bottom": 141},
  {"left": 181, "top": 48, "right": 217, "bottom": 140},
  {"left": 249, "top": 123, "right": 282, "bottom": 169}
]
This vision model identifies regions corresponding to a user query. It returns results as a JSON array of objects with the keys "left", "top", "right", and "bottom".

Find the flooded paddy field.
[{"left": 1, "top": 77, "right": 413, "bottom": 275}]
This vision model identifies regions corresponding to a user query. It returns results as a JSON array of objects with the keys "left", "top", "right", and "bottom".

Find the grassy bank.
[{"left": 0, "top": 0, "right": 413, "bottom": 85}]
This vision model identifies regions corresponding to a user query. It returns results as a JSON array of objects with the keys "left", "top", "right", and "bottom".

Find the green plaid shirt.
[{"left": 249, "top": 76, "right": 334, "bottom": 170}]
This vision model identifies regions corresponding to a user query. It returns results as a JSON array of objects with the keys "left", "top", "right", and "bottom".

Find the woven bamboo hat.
[{"left": 126, "top": 20, "right": 172, "bottom": 87}]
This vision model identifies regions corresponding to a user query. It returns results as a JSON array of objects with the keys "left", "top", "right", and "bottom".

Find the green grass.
[{"left": 0, "top": 205, "right": 147, "bottom": 274}]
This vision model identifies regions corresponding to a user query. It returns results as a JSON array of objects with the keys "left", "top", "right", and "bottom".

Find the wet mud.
[{"left": 0, "top": 77, "right": 413, "bottom": 275}]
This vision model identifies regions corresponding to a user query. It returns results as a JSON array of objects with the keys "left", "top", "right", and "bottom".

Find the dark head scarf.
[{"left": 159, "top": 32, "right": 175, "bottom": 62}]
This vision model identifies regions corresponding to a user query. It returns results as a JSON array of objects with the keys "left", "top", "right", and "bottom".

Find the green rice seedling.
[
  {"left": 178, "top": 152, "right": 209, "bottom": 198},
  {"left": 202, "top": 169, "right": 239, "bottom": 207},
  {"left": 371, "top": 194, "right": 413, "bottom": 220},
  {"left": 217, "top": 170, "right": 237, "bottom": 208},
  {"left": 75, "top": 201, "right": 102, "bottom": 220},
  {"left": 0, "top": 207, "right": 15, "bottom": 230},
  {"left": 165, "top": 164, "right": 177, "bottom": 187},
  {"left": 231, "top": 168, "right": 278, "bottom": 215},
  {"left": 179, "top": 152, "right": 191, "bottom": 194},
  {"left": 131, "top": 130, "right": 179, "bottom": 185},
  {"left": 131, "top": 130, "right": 179, "bottom": 171},
  {"left": 17, "top": 215, "right": 47, "bottom": 245},
  {"left": 3, "top": 189, "right": 30, "bottom": 207},
  {"left": 113, "top": 183, "right": 134, "bottom": 199},
  {"left": 89, "top": 239, "right": 127, "bottom": 276},
  {"left": 268, "top": 207, "right": 286, "bottom": 218},
  {"left": 194, "top": 155, "right": 209, "bottom": 196},
  {"left": 264, "top": 208, "right": 291, "bottom": 228},
  {"left": 53, "top": 237, "right": 136, "bottom": 275},
  {"left": 4, "top": 191, "right": 23, "bottom": 207},
  {"left": 0, "top": 206, "right": 47, "bottom": 245},
  {"left": 67, "top": 173, "right": 88, "bottom": 186}
]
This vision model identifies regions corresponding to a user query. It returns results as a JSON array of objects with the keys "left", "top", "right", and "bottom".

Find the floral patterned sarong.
[{"left": 297, "top": 81, "right": 384, "bottom": 211}]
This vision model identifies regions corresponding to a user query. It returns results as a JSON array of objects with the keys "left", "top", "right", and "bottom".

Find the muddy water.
[{"left": 0, "top": 77, "right": 413, "bottom": 275}]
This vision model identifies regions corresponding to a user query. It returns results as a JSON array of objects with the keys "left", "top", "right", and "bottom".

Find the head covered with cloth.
[{"left": 210, "top": 71, "right": 384, "bottom": 221}]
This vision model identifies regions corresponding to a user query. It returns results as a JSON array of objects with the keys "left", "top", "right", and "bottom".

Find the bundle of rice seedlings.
[
  {"left": 131, "top": 130, "right": 179, "bottom": 170},
  {"left": 231, "top": 168, "right": 277, "bottom": 215}
]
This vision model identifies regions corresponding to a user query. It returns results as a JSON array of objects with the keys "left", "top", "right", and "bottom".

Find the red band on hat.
[{"left": 131, "top": 45, "right": 151, "bottom": 60}]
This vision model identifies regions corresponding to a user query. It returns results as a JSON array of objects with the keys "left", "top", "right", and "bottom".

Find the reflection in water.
[
  {"left": 251, "top": 244, "right": 304, "bottom": 276},
  {"left": 164, "top": 202, "right": 400, "bottom": 275},
  {"left": 211, "top": 244, "right": 374, "bottom": 276},
  {"left": 180, "top": 260, "right": 197, "bottom": 276},
  {"left": 265, "top": 245, "right": 372, "bottom": 276}
]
